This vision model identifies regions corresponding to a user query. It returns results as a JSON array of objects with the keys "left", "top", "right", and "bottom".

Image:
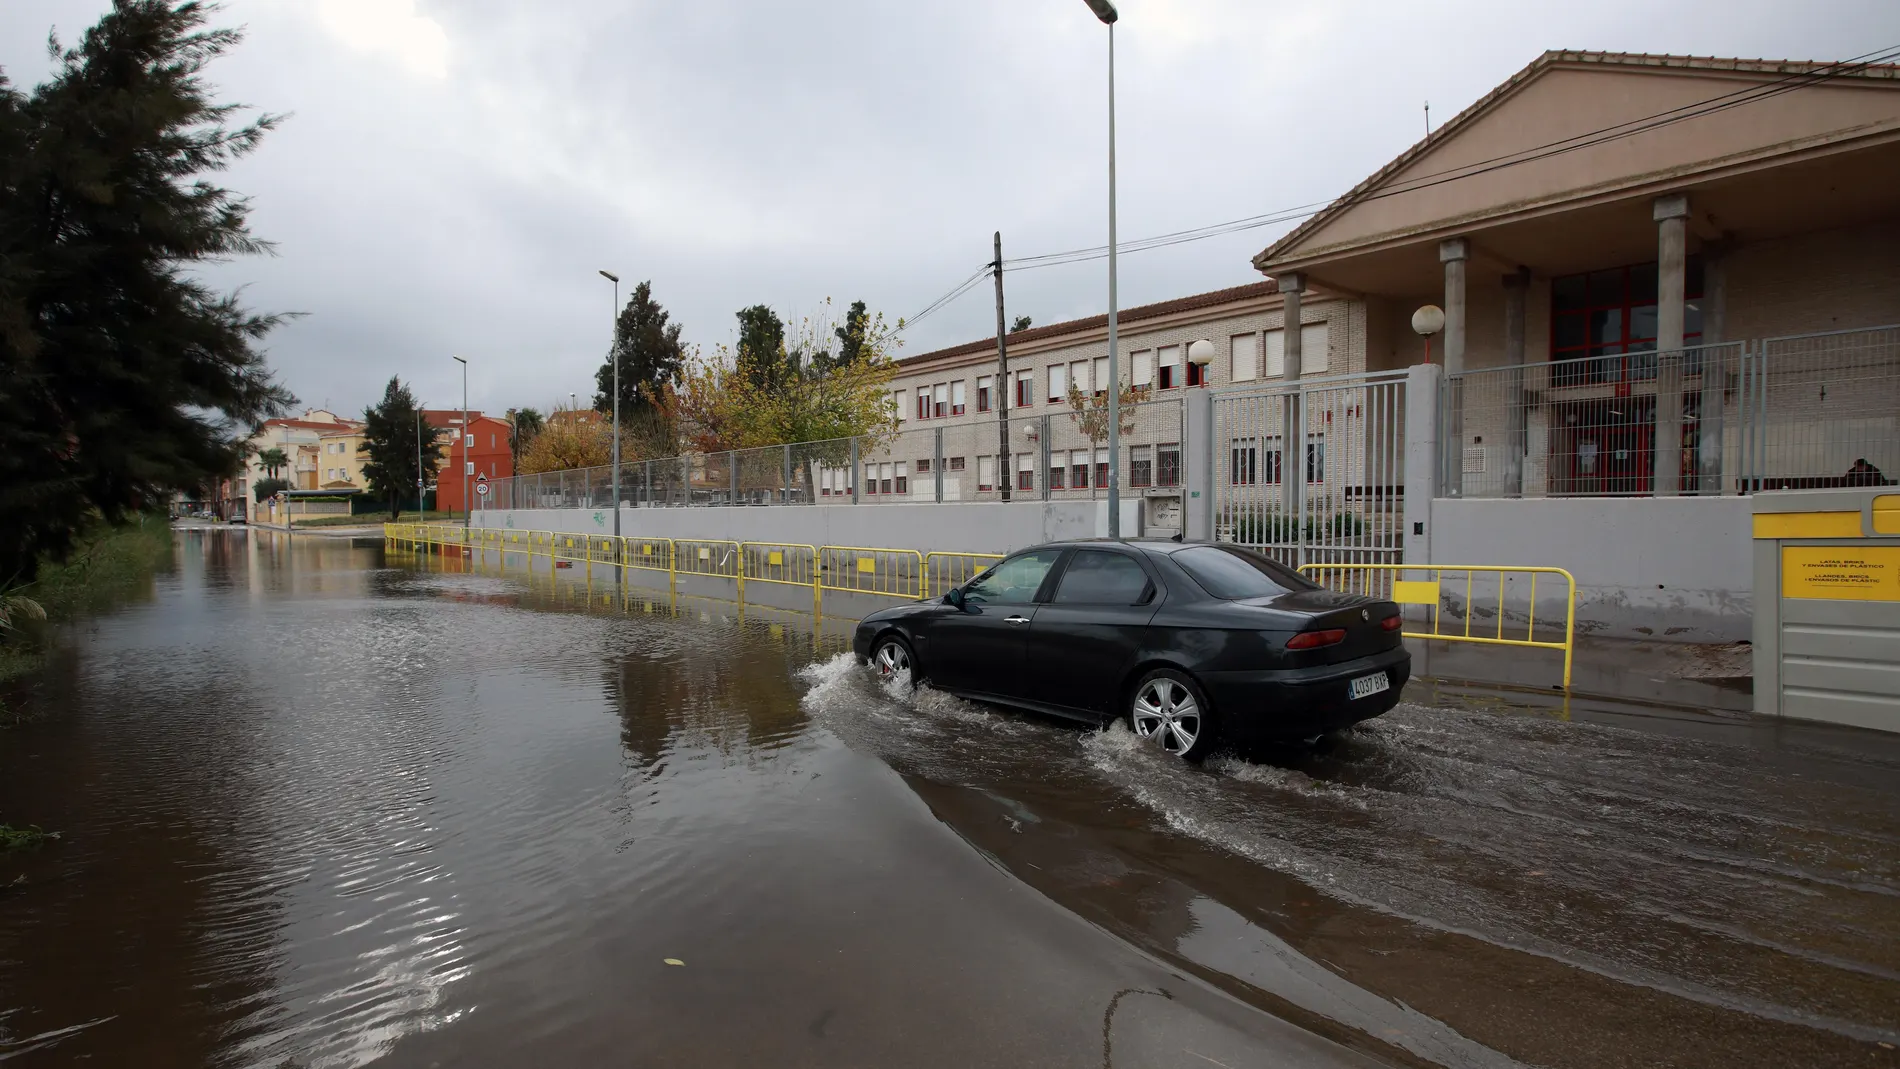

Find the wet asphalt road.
[{"left": 0, "top": 530, "right": 1896, "bottom": 1068}]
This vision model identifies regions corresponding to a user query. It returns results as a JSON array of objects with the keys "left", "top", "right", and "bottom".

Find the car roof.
[{"left": 1031, "top": 538, "right": 1217, "bottom": 556}]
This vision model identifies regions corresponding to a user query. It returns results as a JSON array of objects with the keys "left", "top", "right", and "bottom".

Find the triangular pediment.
[{"left": 1256, "top": 52, "right": 1900, "bottom": 272}]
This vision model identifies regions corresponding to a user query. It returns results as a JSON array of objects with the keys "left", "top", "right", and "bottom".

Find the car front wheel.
[
  {"left": 870, "top": 634, "right": 918, "bottom": 690},
  {"left": 1129, "top": 668, "right": 1216, "bottom": 761}
]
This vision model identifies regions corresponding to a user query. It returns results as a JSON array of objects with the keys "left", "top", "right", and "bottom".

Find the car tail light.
[
  {"left": 1286, "top": 628, "right": 1347, "bottom": 650},
  {"left": 1380, "top": 614, "right": 1403, "bottom": 632}
]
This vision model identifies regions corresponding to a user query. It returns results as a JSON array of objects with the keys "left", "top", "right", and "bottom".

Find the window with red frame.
[
  {"left": 916, "top": 458, "right": 931, "bottom": 474},
  {"left": 951, "top": 381, "right": 966, "bottom": 416},
  {"left": 948, "top": 456, "right": 966, "bottom": 472},
  {"left": 932, "top": 384, "right": 948, "bottom": 419},
  {"left": 1069, "top": 449, "right": 1089, "bottom": 489},
  {"left": 1551, "top": 259, "right": 1703, "bottom": 387},
  {"left": 1093, "top": 450, "right": 1108, "bottom": 489},
  {"left": 1015, "top": 371, "right": 1034, "bottom": 408},
  {"left": 915, "top": 387, "right": 930, "bottom": 420},
  {"left": 977, "top": 376, "right": 992, "bottom": 412}
]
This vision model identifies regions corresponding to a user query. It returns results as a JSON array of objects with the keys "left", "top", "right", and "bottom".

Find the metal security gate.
[{"left": 1213, "top": 370, "right": 1407, "bottom": 581}]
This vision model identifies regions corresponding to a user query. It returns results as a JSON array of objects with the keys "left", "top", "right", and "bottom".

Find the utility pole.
[
  {"left": 415, "top": 407, "right": 425, "bottom": 519},
  {"left": 453, "top": 355, "right": 469, "bottom": 529},
  {"left": 992, "top": 231, "right": 1011, "bottom": 503}
]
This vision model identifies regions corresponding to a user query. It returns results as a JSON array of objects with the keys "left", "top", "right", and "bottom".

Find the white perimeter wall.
[
  {"left": 474, "top": 499, "right": 1142, "bottom": 557},
  {"left": 1427, "top": 496, "right": 1754, "bottom": 641}
]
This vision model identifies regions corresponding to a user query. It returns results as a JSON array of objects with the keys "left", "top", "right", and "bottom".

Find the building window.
[
  {"left": 1094, "top": 449, "right": 1109, "bottom": 489},
  {"left": 1047, "top": 364, "right": 1067, "bottom": 403},
  {"left": 1157, "top": 443, "right": 1181, "bottom": 487},
  {"left": 881, "top": 463, "right": 895, "bottom": 495},
  {"left": 948, "top": 456, "right": 966, "bottom": 472},
  {"left": 1186, "top": 360, "right": 1206, "bottom": 388},
  {"left": 1015, "top": 370, "right": 1034, "bottom": 408},
  {"left": 916, "top": 387, "right": 931, "bottom": 420},
  {"left": 1551, "top": 259, "right": 1704, "bottom": 386},
  {"left": 951, "top": 380, "right": 966, "bottom": 416},
  {"left": 1232, "top": 333, "right": 1258, "bottom": 381},
  {"left": 977, "top": 455, "right": 995, "bottom": 492},
  {"left": 1129, "top": 445, "right": 1153, "bottom": 487},
  {"left": 1049, "top": 460, "right": 1066, "bottom": 490},
  {"left": 465, "top": 433, "right": 475, "bottom": 448},
  {"left": 893, "top": 389, "right": 907, "bottom": 422},
  {"left": 933, "top": 383, "right": 948, "bottom": 419},
  {"left": 1016, "top": 453, "right": 1034, "bottom": 491},
  {"left": 1306, "top": 440, "right": 1326, "bottom": 484},
  {"left": 1093, "top": 356, "right": 1110, "bottom": 397},
  {"left": 1230, "top": 440, "right": 1257, "bottom": 485},
  {"left": 1132, "top": 349, "right": 1154, "bottom": 387},
  {"left": 977, "top": 375, "right": 993, "bottom": 413},
  {"left": 1070, "top": 449, "right": 1090, "bottom": 489},
  {"left": 894, "top": 461, "right": 908, "bottom": 495},
  {"left": 916, "top": 458, "right": 932, "bottom": 474},
  {"left": 1070, "top": 359, "right": 1089, "bottom": 397},
  {"left": 1264, "top": 323, "right": 1330, "bottom": 377},
  {"left": 863, "top": 464, "right": 877, "bottom": 495},
  {"left": 1156, "top": 345, "right": 1180, "bottom": 389}
]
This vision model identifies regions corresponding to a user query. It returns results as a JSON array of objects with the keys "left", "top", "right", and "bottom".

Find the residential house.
[{"left": 423, "top": 410, "right": 515, "bottom": 514}]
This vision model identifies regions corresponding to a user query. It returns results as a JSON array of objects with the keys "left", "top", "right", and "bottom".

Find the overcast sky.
[{"left": 4, "top": 0, "right": 1895, "bottom": 419}]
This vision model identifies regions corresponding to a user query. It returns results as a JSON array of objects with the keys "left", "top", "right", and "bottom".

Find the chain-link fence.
[
  {"left": 1446, "top": 325, "right": 1898, "bottom": 497},
  {"left": 485, "top": 397, "right": 1186, "bottom": 509}
]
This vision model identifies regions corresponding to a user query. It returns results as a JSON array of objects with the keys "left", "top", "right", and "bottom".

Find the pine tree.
[
  {"left": 734, "top": 304, "right": 790, "bottom": 391},
  {"left": 359, "top": 378, "right": 441, "bottom": 519},
  {"left": 595, "top": 281, "right": 684, "bottom": 420},
  {"left": 0, "top": 1, "right": 294, "bottom": 587}
]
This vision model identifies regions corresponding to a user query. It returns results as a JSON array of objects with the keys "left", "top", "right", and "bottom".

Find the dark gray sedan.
[{"left": 853, "top": 539, "right": 1409, "bottom": 759}]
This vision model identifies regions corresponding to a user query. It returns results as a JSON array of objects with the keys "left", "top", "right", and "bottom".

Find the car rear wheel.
[
  {"left": 1129, "top": 669, "right": 1216, "bottom": 761},
  {"left": 871, "top": 634, "right": 918, "bottom": 690}
]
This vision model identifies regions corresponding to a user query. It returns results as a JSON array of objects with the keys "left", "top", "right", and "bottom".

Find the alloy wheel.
[
  {"left": 873, "top": 640, "right": 911, "bottom": 685},
  {"left": 1132, "top": 677, "right": 1201, "bottom": 756}
]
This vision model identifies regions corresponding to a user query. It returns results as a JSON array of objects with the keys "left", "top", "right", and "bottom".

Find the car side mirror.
[{"left": 944, "top": 588, "right": 966, "bottom": 609}]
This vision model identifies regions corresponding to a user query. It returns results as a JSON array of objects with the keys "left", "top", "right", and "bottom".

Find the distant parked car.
[
  {"left": 853, "top": 539, "right": 1409, "bottom": 759},
  {"left": 228, "top": 516, "right": 246, "bottom": 525}
]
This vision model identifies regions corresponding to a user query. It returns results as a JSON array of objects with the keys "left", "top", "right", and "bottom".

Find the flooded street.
[{"left": 2, "top": 531, "right": 1897, "bottom": 1068}]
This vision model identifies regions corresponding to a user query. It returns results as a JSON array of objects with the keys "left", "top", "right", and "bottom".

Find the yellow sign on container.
[{"left": 1781, "top": 545, "right": 1900, "bottom": 601}]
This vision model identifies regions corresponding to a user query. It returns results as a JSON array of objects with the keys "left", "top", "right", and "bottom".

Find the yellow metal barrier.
[
  {"left": 740, "top": 542, "right": 822, "bottom": 613},
  {"left": 819, "top": 545, "right": 923, "bottom": 599},
  {"left": 923, "top": 551, "right": 1003, "bottom": 598},
  {"left": 1299, "top": 563, "right": 1577, "bottom": 689},
  {"left": 675, "top": 538, "right": 746, "bottom": 597},
  {"left": 623, "top": 537, "right": 673, "bottom": 574}
]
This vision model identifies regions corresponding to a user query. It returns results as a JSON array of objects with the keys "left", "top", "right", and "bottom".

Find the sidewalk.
[{"left": 1406, "top": 634, "right": 1752, "bottom": 714}]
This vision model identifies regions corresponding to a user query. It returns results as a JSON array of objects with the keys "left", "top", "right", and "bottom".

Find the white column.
[
  {"left": 1653, "top": 193, "right": 1689, "bottom": 496},
  {"left": 1501, "top": 268, "right": 1529, "bottom": 497},
  {"left": 1279, "top": 272, "right": 1306, "bottom": 523},
  {"left": 1439, "top": 239, "right": 1468, "bottom": 496},
  {"left": 1698, "top": 242, "right": 1729, "bottom": 495}
]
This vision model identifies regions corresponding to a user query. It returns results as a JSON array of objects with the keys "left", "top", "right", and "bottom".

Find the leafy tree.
[
  {"left": 734, "top": 304, "right": 791, "bottom": 392},
  {"left": 650, "top": 302, "right": 900, "bottom": 462},
  {"left": 0, "top": 0, "right": 294, "bottom": 588},
  {"left": 518, "top": 406, "right": 613, "bottom": 473},
  {"left": 1011, "top": 315, "right": 1033, "bottom": 333},
  {"left": 255, "top": 446, "right": 288, "bottom": 480},
  {"left": 506, "top": 407, "right": 543, "bottom": 469},
  {"left": 358, "top": 377, "right": 441, "bottom": 519},
  {"left": 253, "top": 477, "right": 289, "bottom": 503},
  {"left": 814, "top": 300, "right": 871, "bottom": 373},
  {"left": 595, "top": 281, "right": 684, "bottom": 421},
  {"left": 1066, "top": 380, "right": 1151, "bottom": 458}
]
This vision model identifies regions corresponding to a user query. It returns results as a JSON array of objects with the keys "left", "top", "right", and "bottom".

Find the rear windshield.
[{"left": 1173, "top": 545, "right": 1318, "bottom": 600}]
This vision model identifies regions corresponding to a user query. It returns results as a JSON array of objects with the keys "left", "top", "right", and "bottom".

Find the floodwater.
[{"left": 1, "top": 531, "right": 1896, "bottom": 1068}]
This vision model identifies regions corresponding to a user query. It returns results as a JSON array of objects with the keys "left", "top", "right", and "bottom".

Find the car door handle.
[{"left": 1004, "top": 615, "right": 1030, "bottom": 625}]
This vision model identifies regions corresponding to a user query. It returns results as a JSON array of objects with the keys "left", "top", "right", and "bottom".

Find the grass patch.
[
  {"left": 0, "top": 824, "right": 59, "bottom": 851},
  {"left": 1, "top": 514, "right": 173, "bottom": 700}
]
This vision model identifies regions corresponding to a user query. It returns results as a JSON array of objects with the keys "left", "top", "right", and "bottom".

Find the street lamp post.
[
  {"left": 452, "top": 355, "right": 468, "bottom": 529},
  {"left": 1083, "top": 0, "right": 1122, "bottom": 537},
  {"left": 599, "top": 271, "right": 622, "bottom": 541},
  {"left": 415, "top": 407, "right": 425, "bottom": 519}
]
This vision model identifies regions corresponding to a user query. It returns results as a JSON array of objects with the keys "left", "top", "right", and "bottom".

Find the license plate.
[{"left": 1349, "top": 672, "right": 1390, "bottom": 700}]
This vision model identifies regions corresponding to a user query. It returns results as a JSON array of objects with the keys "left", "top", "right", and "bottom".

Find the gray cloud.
[{"left": 5, "top": 0, "right": 1895, "bottom": 418}]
